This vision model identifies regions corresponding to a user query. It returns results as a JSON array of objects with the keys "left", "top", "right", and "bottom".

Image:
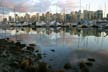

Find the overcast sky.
[{"left": 0, "top": 0, "right": 108, "bottom": 14}]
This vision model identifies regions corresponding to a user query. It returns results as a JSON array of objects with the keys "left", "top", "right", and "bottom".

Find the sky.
[{"left": 0, "top": 0, "right": 108, "bottom": 15}]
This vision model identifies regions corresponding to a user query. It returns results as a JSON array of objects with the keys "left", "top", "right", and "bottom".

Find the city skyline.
[{"left": 1, "top": 10, "right": 104, "bottom": 23}]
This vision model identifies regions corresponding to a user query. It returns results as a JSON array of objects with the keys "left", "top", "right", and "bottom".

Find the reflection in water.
[{"left": 0, "top": 27, "right": 108, "bottom": 71}]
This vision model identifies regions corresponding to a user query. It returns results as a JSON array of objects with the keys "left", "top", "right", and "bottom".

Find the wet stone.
[
  {"left": 21, "top": 29, "right": 24, "bottom": 31},
  {"left": 37, "top": 53, "right": 42, "bottom": 60},
  {"left": 51, "top": 49, "right": 55, "bottom": 52},
  {"left": 35, "top": 50, "right": 39, "bottom": 53},
  {"left": 38, "top": 62, "right": 48, "bottom": 72},
  {"left": 87, "top": 58, "right": 95, "bottom": 62},
  {"left": 79, "top": 61, "right": 90, "bottom": 72},
  {"left": 56, "top": 69, "right": 65, "bottom": 72},
  {"left": 19, "top": 58, "right": 33, "bottom": 69},
  {"left": 29, "top": 44, "right": 36, "bottom": 47},
  {"left": 43, "top": 53, "right": 47, "bottom": 55},
  {"left": 14, "top": 46, "right": 22, "bottom": 54},
  {"left": 48, "top": 65, "right": 52, "bottom": 69},
  {"left": 49, "top": 59, "right": 53, "bottom": 61},
  {"left": 80, "top": 67, "right": 89, "bottom": 72},
  {"left": 79, "top": 61, "right": 86, "bottom": 69},
  {"left": 15, "top": 42, "right": 21, "bottom": 46},
  {"left": 27, "top": 46, "right": 35, "bottom": 52},
  {"left": 85, "top": 62, "right": 93, "bottom": 67},
  {"left": 64, "top": 63, "right": 72, "bottom": 70},
  {"left": 20, "top": 44, "right": 26, "bottom": 48}
]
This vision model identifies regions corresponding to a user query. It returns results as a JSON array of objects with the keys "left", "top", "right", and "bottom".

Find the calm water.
[{"left": 1, "top": 27, "right": 108, "bottom": 72}]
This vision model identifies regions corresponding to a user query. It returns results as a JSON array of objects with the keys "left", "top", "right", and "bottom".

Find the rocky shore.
[{"left": 0, "top": 38, "right": 52, "bottom": 72}]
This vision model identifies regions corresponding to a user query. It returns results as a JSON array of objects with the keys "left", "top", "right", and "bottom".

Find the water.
[{"left": 1, "top": 27, "right": 108, "bottom": 72}]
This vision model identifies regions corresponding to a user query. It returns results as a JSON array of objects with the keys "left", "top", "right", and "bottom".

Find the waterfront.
[{"left": 0, "top": 27, "right": 108, "bottom": 72}]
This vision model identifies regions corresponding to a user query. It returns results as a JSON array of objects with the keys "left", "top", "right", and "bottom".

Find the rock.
[
  {"left": 87, "top": 58, "right": 95, "bottom": 62},
  {"left": 21, "top": 29, "right": 24, "bottom": 31},
  {"left": 80, "top": 67, "right": 89, "bottom": 72},
  {"left": 0, "top": 46, "right": 3, "bottom": 50},
  {"left": 38, "top": 62, "right": 48, "bottom": 72},
  {"left": 29, "top": 44, "right": 36, "bottom": 47},
  {"left": 48, "top": 65, "right": 52, "bottom": 69},
  {"left": 79, "top": 61, "right": 90, "bottom": 72},
  {"left": 79, "top": 61, "right": 86, "bottom": 69},
  {"left": 0, "top": 39, "right": 55, "bottom": 72},
  {"left": 37, "top": 53, "right": 42, "bottom": 59},
  {"left": 20, "top": 58, "right": 32, "bottom": 69},
  {"left": 22, "top": 47, "right": 27, "bottom": 51},
  {"left": 27, "top": 46, "right": 35, "bottom": 52},
  {"left": 15, "top": 46, "right": 22, "bottom": 54},
  {"left": 9, "top": 61, "right": 19, "bottom": 68},
  {"left": 15, "top": 42, "right": 26, "bottom": 49},
  {"left": 64, "top": 63, "right": 72, "bottom": 70},
  {"left": 51, "top": 49, "right": 55, "bottom": 52},
  {"left": 43, "top": 53, "right": 47, "bottom": 55},
  {"left": 49, "top": 59, "right": 53, "bottom": 61},
  {"left": 1, "top": 50, "right": 8, "bottom": 57},
  {"left": 20, "top": 44, "right": 26, "bottom": 48},
  {"left": 10, "top": 40, "right": 15, "bottom": 44},
  {"left": 85, "top": 62, "right": 93, "bottom": 67},
  {"left": 56, "top": 69, "right": 65, "bottom": 72},
  {"left": 15, "top": 42, "right": 21, "bottom": 46},
  {"left": 26, "top": 65, "right": 37, "bottom": 72},
  {"left": 35, "top": 50, "right": 39, "bottom": 53}
]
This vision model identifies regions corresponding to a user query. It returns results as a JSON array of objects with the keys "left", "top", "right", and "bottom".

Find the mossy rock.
[{"left": 27, "top": 46, "right": 35, "bottom": 52}]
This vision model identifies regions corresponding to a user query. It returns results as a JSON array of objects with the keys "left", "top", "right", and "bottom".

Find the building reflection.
[{"left": 6, "top": 27, "right": 108, "bottom": 38}]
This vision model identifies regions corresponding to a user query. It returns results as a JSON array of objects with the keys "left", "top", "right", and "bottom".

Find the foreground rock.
[
  {"left": 64, "top": 63, "right": 72, "bottom": 70},
  {"left": 0, "top": 38, "right": 51, "bottom": 72},
  {"left": 78, "top": 58, "right": 96, "bottom": 72}
]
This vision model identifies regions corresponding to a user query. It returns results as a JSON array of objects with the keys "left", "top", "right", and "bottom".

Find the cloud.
[
  {"left": 28, "top": 0, "right": 51, "bottom": 12},
  {"left": 55, "top": 0, "right": 79, "bottom": 11},
  {"left": 0, "top": 0, "right": 79, "bottom": 14},
  {"left": 0, "top": 7, "right": 13, "bottom": 14},
  {"left": 0, "top": 0, "right": 52, "bottom": 13},
  {"left": 0, "top": 0, "right": 28, "bottom": 13}
]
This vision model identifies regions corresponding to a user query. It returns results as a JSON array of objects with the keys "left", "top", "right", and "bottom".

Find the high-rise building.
[
  {"left": 19, "top": 16, "right": 24, "bottom": 22},
  {"left": 24, "top": 13, "right": 30, "bottom": 22},
  {"left": 40, "top": 13, "right": 45, "bottom": 22},
  {"left": 83, "top": 10, "right": 95, "bottom": 20},
  {"left": 15, "top": 14, "right": 20, "bottom": 22},
  {"left": 70, "top": 11, "right": 77, "bottom": 22},
  {"left": 106, "top": 13, "right": 108, "bottom": 20},
  {"left": 30, "top": 15, "right": 36, "bottom": 22},
  {"left": 83, "top": 10, "right": 89, "bottom": 20},
  {"left": 36, "top": 13, "right": 40, "bottom": 22},
  {"left": 95, "top": 10, "right": 103, "bottom": 19},
  {"left": 8, "top": 16, "right": 14, "bottom": 22},
  {"left": 45, "top": 12, "right": 51, "bottom": 22},
  {"left": 3, "top": 18, "right": 7, "bottom": 22}
]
